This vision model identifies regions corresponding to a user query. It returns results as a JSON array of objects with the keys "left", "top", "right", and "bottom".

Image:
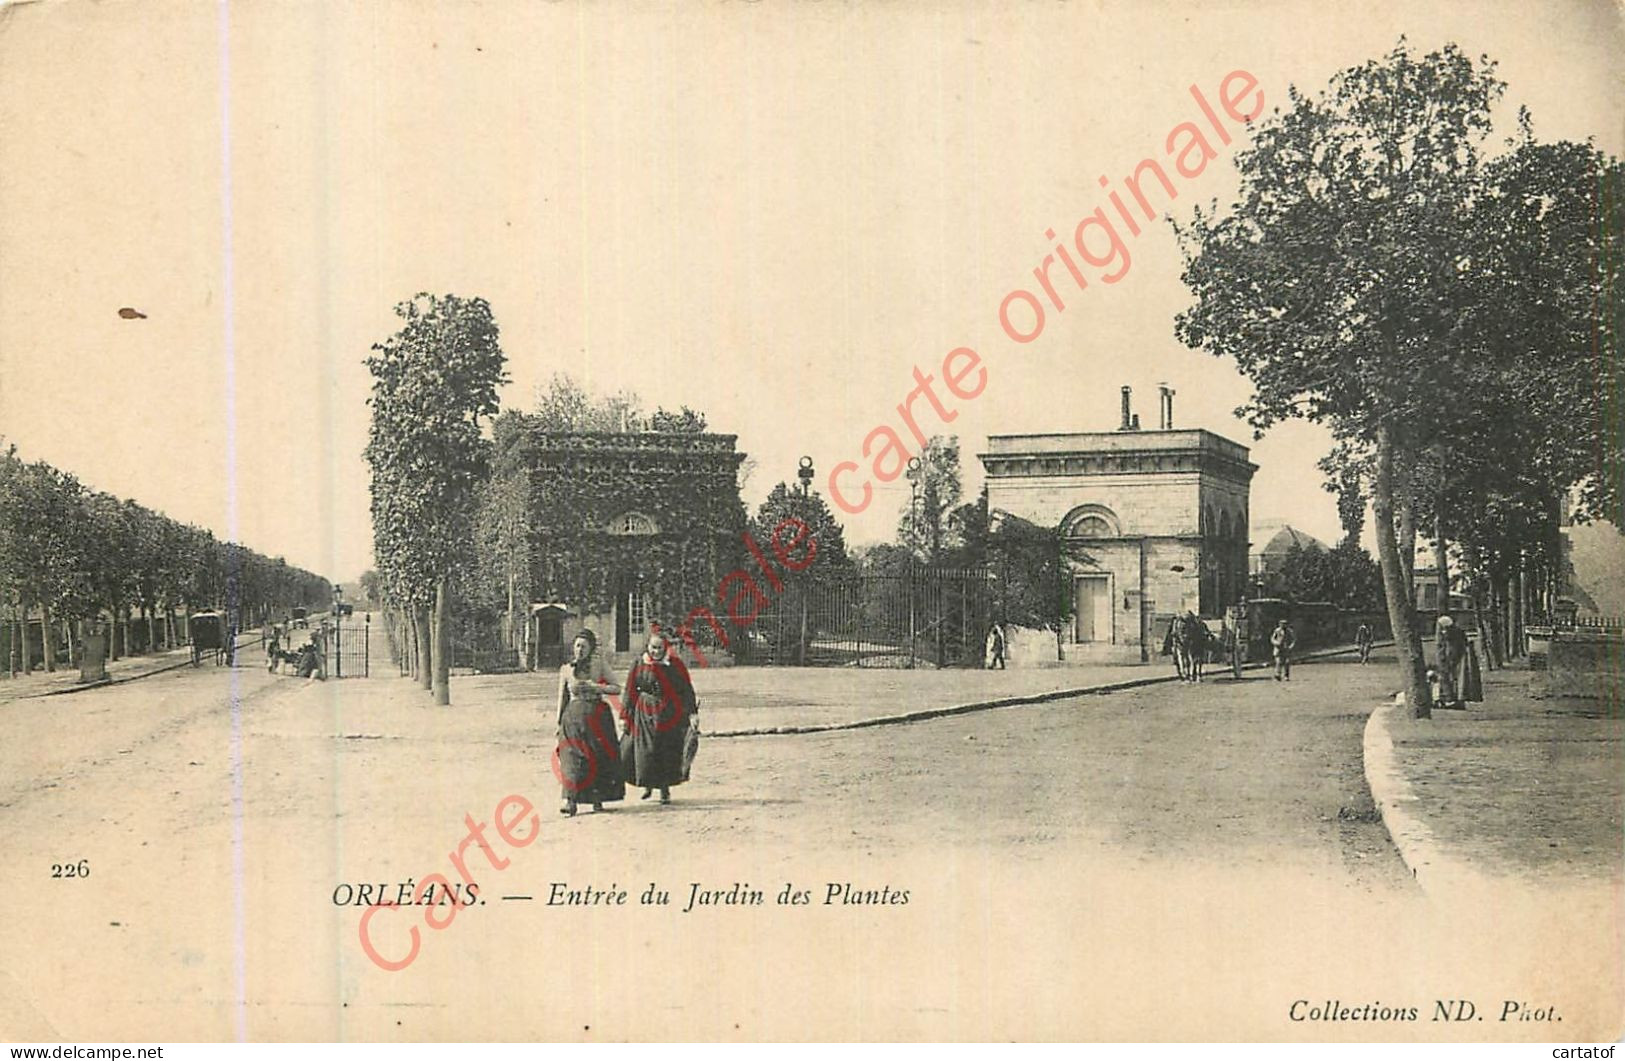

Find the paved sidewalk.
[
  {"left": 1366, "top": 662, "right": 1622, "bottom": 893},
  {"left": 0, "top": 632, "right": 271, "bottom": 704},
  {"left": 0, "top": 644, "right": 201, "bottom": 703}
]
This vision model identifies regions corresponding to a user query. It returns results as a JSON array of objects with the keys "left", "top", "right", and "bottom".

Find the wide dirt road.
[{"left": 4, "top": 648, "right": 1613, "bottom": 1041}]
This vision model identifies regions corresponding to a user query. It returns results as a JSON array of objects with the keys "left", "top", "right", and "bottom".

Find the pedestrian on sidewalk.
[
  {"left": 1435, "top": 615, "right": 1463, "bottom": 706},
  {"left": 1460, "top": 630, "right": 1484, "bottom": 704},
  {"left": 1355, "top": 622, "right": 1373, "bottom": 664},
  {"left": 1271, "top": 618, "right": 1295, "bottom": 681},
  {"left": 554, "top": 629, "right": 624, "bottom": 817},
  {"left": 621, "top": 626, "right": 697, "bottom": 805},
  {"left": 1434, "top": 615, "right": 1482, "bottom": 708},
  {"left": 985, "top": 621, "right": 1006, "bottom": 670}
]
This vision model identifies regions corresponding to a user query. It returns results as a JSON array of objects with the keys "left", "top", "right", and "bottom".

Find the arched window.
[
  {"left": 1061, "top": 504, "right": 1121, "bottom": 539},
  {"left": 1219, "top": 509, "right": 1233, "bottom": 541},
  {"left": 607, "top": 512, "right": 658, "bottom": 536},
  {"left": 1073, "top": 516, "right": 1112, "bottom": 538}
]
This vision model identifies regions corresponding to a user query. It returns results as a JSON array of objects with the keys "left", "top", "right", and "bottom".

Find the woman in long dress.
[
  {"left": 555, "top": 629, "right": 624, "bottom": 816},
  {"left": 621, "top": 628, "right": 697, "bottom": 805}
]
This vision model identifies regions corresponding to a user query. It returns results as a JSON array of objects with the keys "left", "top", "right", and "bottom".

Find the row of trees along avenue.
[
  {"left": 365, "top": 294, "right": 508, "bottom": 706},
  {"left": 0, "top": 442, "right": 332, "bottom": 675},
  {"left": 1174, "top": 40, "right": 1623, "bottom": 717}
]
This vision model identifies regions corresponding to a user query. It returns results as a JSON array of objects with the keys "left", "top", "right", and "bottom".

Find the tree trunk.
[
  {"left": 1484, "top": 571, "right": 1505, "bottom": 670},
  {"left": 1396, "top": 494, "right": 1417, "bottom": 596},
  {"left": 1491, "top": 575, "right": 1507, "bottom": 665},
  {"left": 1510, "top": 559, "right": 1525, "bottom": 658},
  {"left": 432, "top": 578, "right": 451, "bottom": 706},
  {"left": 41, "top": 601, "right": 57, "bottom": 672},
  {"left": 20, "top": 599, "right": 34, "bottom": 675},
  {"left": 506, "top": 570, "right": 517, "bottom": 661},
  {"left": 414, "top": 603, "right": 432, "bottom": 691},
  {"left": 406, "top": 610, "right": 419, "bottom": 678},
  {"left": 1374, "top": 425, "right": 1431, "bottom": 719},
  {"left": 1433, "top": 447, "right": 1450, "bottom": 616}
]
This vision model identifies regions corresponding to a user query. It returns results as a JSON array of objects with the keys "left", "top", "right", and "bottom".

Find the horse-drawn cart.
[{"left": 190, "top": 611, "right": 234, "bottom": 666}]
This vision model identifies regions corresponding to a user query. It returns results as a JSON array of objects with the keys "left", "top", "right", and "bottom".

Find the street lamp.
[
  {"left": 907, "top": 456, "right": 923, "bottom": 541},
  {"left": 905, "top": 455, "right": 923, "bottom": 669},
  {"left": 333, "top": 586, "right": 344, "bottom": 678}
]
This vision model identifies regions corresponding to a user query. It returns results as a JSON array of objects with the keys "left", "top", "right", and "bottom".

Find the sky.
[{"left": 1, "top": 0, "right": 1620, "bottom": 583}]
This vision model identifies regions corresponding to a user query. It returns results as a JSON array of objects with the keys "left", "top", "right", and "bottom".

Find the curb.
[
  {"left": 1361, "top": 694, "right": 1488, "bottom": 899},
  {"left": 709, "top": 640, "right": 1377, "bottom": 738},
  {"left": 14, "top": 634, "right": 262, "bottom": 701}
]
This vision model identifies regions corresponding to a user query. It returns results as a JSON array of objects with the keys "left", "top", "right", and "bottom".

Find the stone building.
[
  {"left": 978, "top": 385, "right": 1255, "bottom": 663},
  {"left": 1249, "top": 522, "right": 1329, "bottom": 593},
  {"left": 490, "top": 418, "right": 748, "bottom": 669}
]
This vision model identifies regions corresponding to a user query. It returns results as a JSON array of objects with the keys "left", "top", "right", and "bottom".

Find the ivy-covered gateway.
[{"left": 490, "top": 413, "right": 749, "bottom": 664}]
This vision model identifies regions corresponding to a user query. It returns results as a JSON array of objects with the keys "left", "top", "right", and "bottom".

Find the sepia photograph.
[{"left": 0, "top": 0, "right": 1620, "bottom": 1045}]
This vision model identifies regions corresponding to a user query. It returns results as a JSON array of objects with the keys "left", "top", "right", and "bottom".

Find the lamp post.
[
  {"left": 333, "top": 586, "right": 344, "bottom": 678},
  {"left": 794, "top": 457, "right": 816, "bottom": 665},
  {"left": 906, "top": 456, "right": 922, "bottom": 668}
]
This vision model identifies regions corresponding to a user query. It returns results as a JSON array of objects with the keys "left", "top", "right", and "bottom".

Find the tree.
[
  {"left": 647, "top": 406, "right": 708, "bottom": 434},
  {"left": 0, "top": 445, "right": 22, "bottom": 673},
  {"left": 85, "top": 492, "right": 140, "bottom": 659},
  {"left": 985, "top": 512, "right": 1093, "bottom": 645},
  {"left": 365, "top": 293, "right": 509, "bottom": 705},
  {"left": 1274, "top": 542, "right": 1384, "bottom": 611},
  {"left": 945, "top": 485, "right": 992, "bottom": 569},
  {"left": 750, "top": 482, "right": 852, "bottom": 571},
  {"left": 531, "top": 373, "right": 642, "bottom": 432},
  {"left": 1175, "top": 41, "right": 1516, "bottom": 718},
  {"left": 898, "top": 436, "right": 962, "bottom": 562},
  {"left": 356, "top": 570, "right": 384, "bottom": 609},
  {"left": 531, "top": 373, "right": 710, "bottom": 436}
]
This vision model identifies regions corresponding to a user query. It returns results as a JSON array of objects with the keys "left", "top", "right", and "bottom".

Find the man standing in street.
[
  {"left": 985, "top": 621, "right": 1007, "bottom": 670},
  {"left": 1355, "top": 621, "right": 1374, "bottom": 665},
  {"left": 1271, "top": 618, "right": 1296, "bottom": 681}
]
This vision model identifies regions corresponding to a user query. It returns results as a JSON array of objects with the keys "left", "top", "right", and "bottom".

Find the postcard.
[{"left": 0, "top": 0, "right": 1620, "bottom": 1044}]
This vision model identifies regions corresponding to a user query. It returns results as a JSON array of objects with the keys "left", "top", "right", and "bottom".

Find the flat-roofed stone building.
[
  {"left": 488, "top": 416, "right": 748, "bottom": 669},
  {"left": 978, "top": 386, "right": 1255, "bottom": 663}
]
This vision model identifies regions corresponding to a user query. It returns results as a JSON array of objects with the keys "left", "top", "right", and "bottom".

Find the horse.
[
  {"left": 1171, "top": 613, "right": 1209, "bottom": 683},
  {"left": 1161, "top": 621, "right": 1185, "bottom": 680}
]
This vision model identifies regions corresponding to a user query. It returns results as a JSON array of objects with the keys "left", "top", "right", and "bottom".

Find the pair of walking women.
[{"left": 553, "top": 627, "right": 698, "bottom": 817}]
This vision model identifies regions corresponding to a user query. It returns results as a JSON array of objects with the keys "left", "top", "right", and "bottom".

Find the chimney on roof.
[
  {"left": 1158, "top": 384, "right": 1175, "bottom": 430},
  {"left": 1119, "top": 386, "right": 1133, "bottom": 431}
]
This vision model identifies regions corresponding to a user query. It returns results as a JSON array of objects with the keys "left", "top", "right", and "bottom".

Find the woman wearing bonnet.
[
  {"left": 554, "top": 628, "right": 625, "bottom": 816},
  {"left": 620, "top": 623, "right": 698, "bottom": 804}
]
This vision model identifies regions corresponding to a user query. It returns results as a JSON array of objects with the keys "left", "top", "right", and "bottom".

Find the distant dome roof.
[{"left": 1258, "top": 525, "right": 1329, "bottom": 555}]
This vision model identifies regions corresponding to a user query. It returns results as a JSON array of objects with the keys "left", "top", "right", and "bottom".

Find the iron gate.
[{"left": 745, "top": 566, "right": 992, "bottom": 668}]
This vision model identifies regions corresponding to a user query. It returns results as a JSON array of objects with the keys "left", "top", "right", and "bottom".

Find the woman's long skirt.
[
  {"left": 557, "top": 696, "right": 626, "bottom": 804},
  {"left": 630, "top": 706, "right": 690, "bottom": 789}
]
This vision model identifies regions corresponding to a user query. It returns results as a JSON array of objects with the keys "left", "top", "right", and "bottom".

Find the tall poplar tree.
[{"left": 365, "top": 293, "right": 508, "bottom": 706}]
